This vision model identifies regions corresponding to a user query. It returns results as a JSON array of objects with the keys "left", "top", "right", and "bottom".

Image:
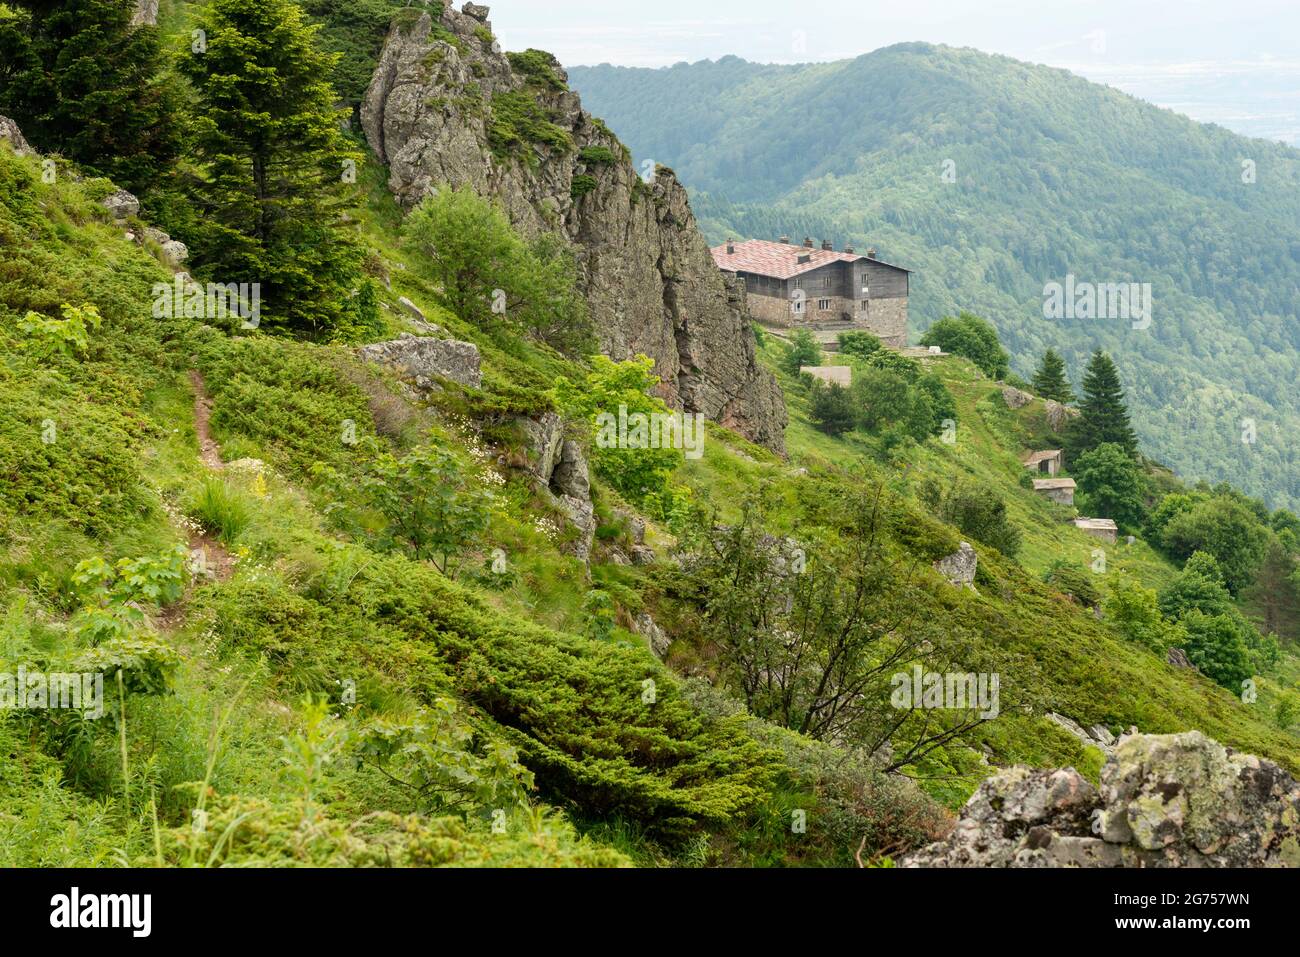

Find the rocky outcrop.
[
  {"left": 1167, "top": 647, "right": 1198, "bottom": 671},
  {"left": 357, "top": 333, "right": 482, "bottom": 390},
  {"left": 361, "top": 6, "right": 785, "bottom": 452},
  {"left": 934, "top": 542, "right": 977, "bottom": 589},
  {"left": 515, "top": 414, "right": 595, "bottom": 561},
  {"left": 905, "top": 732, "right": 1300, "bottom": 867},
  {"left": 634, "top": 612, "right": 672, "bottom": 659},
  {"left": 144, "top": 226, "right": 188, "bottom": 267},
  {"left": 131, "top": 0, "right": 159, "bottom": 27},
  {"left": 0, "top": 115, "right": 31, "bottom": 155},
  {"left": 1001, "top": 385, "right": 1034, "bottom": 409},
  {"left": 1045, "top": 711, "right": 1120, "bottom": 757}
]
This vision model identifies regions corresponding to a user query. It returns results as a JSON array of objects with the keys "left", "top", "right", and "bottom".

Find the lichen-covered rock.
[
  {"left": 144, "top": 226, "right": 188, "bottom": 266},
  {"left": 1166, "top": 647, "right": 1198, "bottom": 671},
  {"left": 905, "top": 732, "right": 1300, "bottom": 867},
  {"left": 934, "top": 542, "right": 977, "bottom": 589},
  {"left": 361, "top": 7, "right": 786, "bottom": 452},
  {"left": 0, "top": 115, "right": 31, "bottom": 155},
  {"left": 357, "top": 333, "right": 481, "bottom": 389},
  {"left": 102, "top": 189, "right": 141, "bottom": 220}
]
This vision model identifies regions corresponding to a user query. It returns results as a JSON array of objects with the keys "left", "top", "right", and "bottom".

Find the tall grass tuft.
[{"left": 190, "top": 476, "right": 253, "bottom": 544}]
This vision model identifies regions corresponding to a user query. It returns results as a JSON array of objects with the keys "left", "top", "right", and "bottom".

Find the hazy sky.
[{"left": 484, "top": 0, "right": 1300, "bottom": 144}]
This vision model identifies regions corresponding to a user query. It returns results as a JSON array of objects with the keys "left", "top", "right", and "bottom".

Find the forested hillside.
[
  {"left": 569, "top": 48, "right": 1300, "bottom": 511},
  {"left": 1, "top": 0, "right": 1299, "bottom": 873}
]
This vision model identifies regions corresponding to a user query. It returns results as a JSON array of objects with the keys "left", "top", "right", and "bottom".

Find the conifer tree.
[
  {"left": 1070, "top": 351, "right": 1138, "bottom": 458},
  {"left": 177, "top": 0, "right": 376, "bottom": 337},
  {"left": 0, "top": 0, "right": 180, "bottom": 193},
  {"left": 1031, "top": 348, "right": 1076, "bottom": 403}
]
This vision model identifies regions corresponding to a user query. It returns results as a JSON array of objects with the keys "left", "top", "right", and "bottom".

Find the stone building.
[
  {"left": 1073, "top": 518, "right": 1119, "bottom": 544},
  {"left": 711, "top": 238, "right": 911, "bottom": 348},
  {"left": 1023, "top": 450, "right": 1064, "bottom": 477},
  {"left": 1033, "top": 477, "right": 1076, "bottom": 505}
]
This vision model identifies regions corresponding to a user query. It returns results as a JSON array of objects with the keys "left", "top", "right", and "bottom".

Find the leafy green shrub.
[
  {"left": 579, "top": 145, "right": 617, "bottom": 165},
  {"left": 923, "top": 480, "right": 1022, "bottom": 557},
  {"left": 70, "top": 546, "right": 187, "bottom": 644},
  {"left": 571, "top": 174, "right": 597, "bottom": 198},
  {"left": 15, "top": 303, "right": 100, "bottom": 359},
  {"left": 354, "top": 697, "right": 534, "bottom": 813},
  {"left": 837, "top": 330, "right": 882, "bottom": 359},
  {"left": 920, "top": 312, "right": 1009, "bottom": 379},
  {"left": 1180, "top": 610, "right": 1254, "bottom": 691},
  {"left": 781, "top": 329, "right": 821, "bottom": 375},
  {"left": 313, "top": 439, "right": 492, "bottom": 575},
  {"left": 404, "top": 185, "right": 592, "bottom": 355},
  {"left": 552, "top": 355, "right": 686, "bottom": 515}
]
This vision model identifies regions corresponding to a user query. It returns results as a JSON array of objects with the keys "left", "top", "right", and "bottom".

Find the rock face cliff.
[{"left": 361, "top": 5, "right": 786, "bottom": 451}]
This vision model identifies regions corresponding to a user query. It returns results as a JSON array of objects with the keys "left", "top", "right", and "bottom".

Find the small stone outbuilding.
[
  {"left": 1073, "top": 518, "right": 1118, "bottom": 544},
  {"left": 1023, "top": 450, "right": 1063, "bottom": 477},
  {"left": 1033, "top": 477, "right": 1076, "bottom": 506}
]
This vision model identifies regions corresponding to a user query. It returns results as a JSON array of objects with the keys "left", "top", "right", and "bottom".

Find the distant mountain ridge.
[{"left": 570, "top": 45, "right": 1300, "bottom": 509}]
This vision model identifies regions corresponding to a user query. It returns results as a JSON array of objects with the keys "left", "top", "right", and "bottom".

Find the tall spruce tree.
[
  {"left": 0, "top": 0, "right": 180, "bottom": 192},
  {"left": 177, "top": 0, "right": 375, "bottom": 337},
  {"left": 1070, "top": 351, "right": 1138, "bottom": 458},
  {"left": 1031, "top": 348, "right": 1076, "bottom": 403}
]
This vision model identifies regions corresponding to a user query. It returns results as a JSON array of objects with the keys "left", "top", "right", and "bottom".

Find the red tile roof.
[{"left": 711, "top": 239, "right": 910, "bottom": 280}]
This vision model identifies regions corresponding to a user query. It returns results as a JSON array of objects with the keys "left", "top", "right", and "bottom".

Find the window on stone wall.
[
  {"left": 860, "top": 300, "right": 869, "bottom": 311},
  {"left": 818, "top": 299, "right": 831, "bottom": 311}
]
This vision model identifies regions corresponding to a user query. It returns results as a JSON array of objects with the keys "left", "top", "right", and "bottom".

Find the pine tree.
[
  {"left": 0, "top": 0, "right": 180, "bottom": 193},
  {"left": 177, "top": 0, "right": 376, "bottom": 337},
  {"left": 1070, "top": 351, "right": 1138, "bottom": 458},
  {"left": 1031, "top": 348, "right": 1076, "bottom": 403}
]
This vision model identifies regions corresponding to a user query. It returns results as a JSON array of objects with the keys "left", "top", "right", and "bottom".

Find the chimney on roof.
[
  {"left": 803, "top": 237, "right": 814, "bottom": 248},
  {"left": 821, "top": 239, "right": 834, "bottom": 251},
  {"left": 867, "top": 247, "right": 877, "bottom": 259},
  {"left": 844, "top": 245, "right": 855, "bottom": 254},
  {"left": 779, "top": 235, "right": 790, "bottom": 244},
  {"left": 797, "top": 253, "right": 811, "bottom": 264},
  {"left": 726, "top": 239, "right": 735, "bottom": 254}
]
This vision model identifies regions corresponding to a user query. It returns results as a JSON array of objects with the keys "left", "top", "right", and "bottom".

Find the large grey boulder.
[
  {"left": 360, "top": 7, "right": 786, "bottom": 453},
  {"left": 102, "top": 189, "right": 141, "bottom": 220},
  {"left": 357, "top": 333, "right": 481, "bottom": 390},
  {"left": 905, "top": 731, "right": 1300, "bottom": 867},
  {"left": 0, "top": 115, "right": 31, "bottom": 155}
]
